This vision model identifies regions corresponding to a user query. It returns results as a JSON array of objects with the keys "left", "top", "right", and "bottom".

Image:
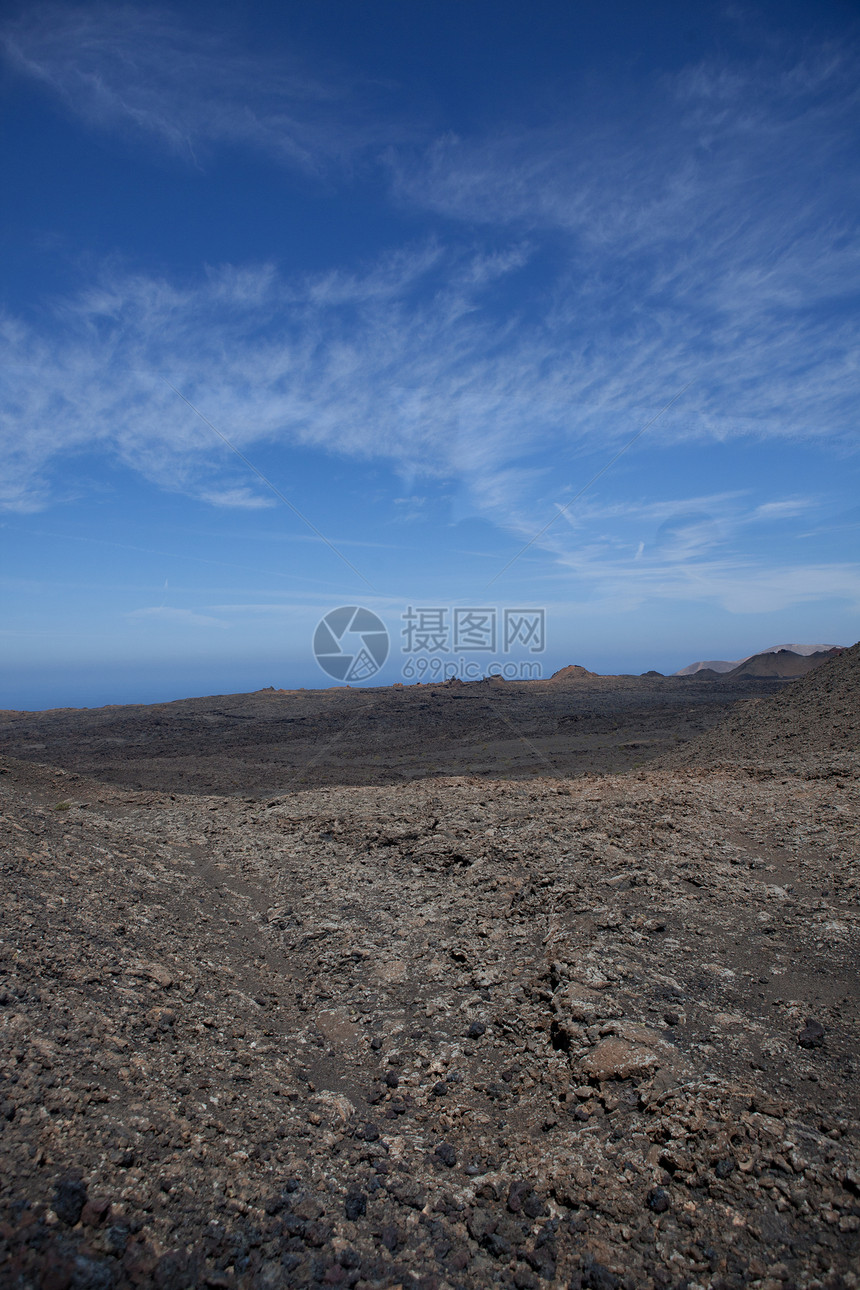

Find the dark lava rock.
[
  {"left": 304, "top": 1220, "right": 331, "bottom": 1247},
  {"left": 797, "top": 1017, "right": 825, "bottom": 1048},
  {"left": 53, "top": 1175, "right": 88, "bottom": 1225},
  {"left": 483, "top": 1230, "right": 512, "bottom": 1259},
  {"left": 714, "top": 1158, "right": 736, "bottom": 1179},
  {"left": 153, "top": 1250, "right": 197, "bottom": 1290},
  {"left": 581, "top": 1255, "right": 619, "bottom": 1289},
  {"left": 381, "top": 1225, "right": 400, "bottom": 1252},
  {"left": 387, "top": 1181, "right": 426, "bottom": 1210},
  {"left": 522, "top": 1249, "right": 556, "bottom": 1279},
  {"left": 467, "top": 1208, "right": 496, "bottom": 1242},
  {"left": 81, "top": 1197, "right": 112, "bottom": 1226},
  {"left": 344, "top": 1191, "right": 366, "bottom": 1221},
  {"left": 522, "top": 1191, "right": 548, "bottom": 1219},
  {"left": 466, "top": 1021, "right": 486, "bottom": 1039},
  {"left": 435, "top": 1142, "right": 457, "bottom": 1167},
  {"left": 281, "top": 1214, "right": 307, "bottom": 1239},
  {"left": 431, "top": 1081, "right": 448, "bottom": 1097},
  {"left": 103, "top": 1226, "right": 130, "bottom": 1257},
  {"left": 507, "top": 1180, "right": 531, "bottom": 1214},
  {"left": 72, "top": 1253, "right": 117, "bottom": 1289},
  {"left": 647, "top": 1186, "right": 671, "bottom": 1213},
  {"left": 264, "top": 1191, "right": 291, "bottom": 1215}
]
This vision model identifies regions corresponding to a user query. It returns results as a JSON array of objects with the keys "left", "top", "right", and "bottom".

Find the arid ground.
[
  {"left": 0, "top": 669, "right": 803, "bottom": 796},
  {"left": 1, "top": 651, "right": 858, "bottom": 1289}
]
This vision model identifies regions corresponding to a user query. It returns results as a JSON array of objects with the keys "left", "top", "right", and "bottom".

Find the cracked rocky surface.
[{"left": 1, "top": 647, "right": 858, "bottom": 1288}]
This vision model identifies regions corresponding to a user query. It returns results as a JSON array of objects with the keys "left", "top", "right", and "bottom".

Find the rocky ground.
[
  {"left": 0, "top": 671, "right": 796, "bottom": 797},
  {"left": 1, "top": 649, "right": 858, "bottom": 1289}
]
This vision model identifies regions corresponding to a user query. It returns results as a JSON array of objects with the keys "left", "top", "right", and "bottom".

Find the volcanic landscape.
[{"left": 1, "top": 649, "right": 858, "bottom": 1289}]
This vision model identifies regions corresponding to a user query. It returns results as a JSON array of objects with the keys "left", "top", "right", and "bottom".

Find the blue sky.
[{"left": 1, "top": 0, "right": 858, "bottom": 707}]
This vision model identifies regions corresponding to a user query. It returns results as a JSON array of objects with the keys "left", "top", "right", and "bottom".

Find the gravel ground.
[{"left": 1, "top": 649, "right": 858, "bottom": 1288}]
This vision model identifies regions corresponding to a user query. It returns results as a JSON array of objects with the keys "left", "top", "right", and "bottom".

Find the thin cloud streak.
[
  {"left": 549, "top": 556, "right": 860, "bottom": 616},
  {"left": 1, "top": 4, "right": 400, "bottom": 173},
  {"left": 127, "top": 606, "right": 229, "bottom": 628}
]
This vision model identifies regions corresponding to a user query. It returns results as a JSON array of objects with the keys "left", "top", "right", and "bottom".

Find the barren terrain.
[
  {"left": 0, "top": 671, "right": 801, "bottom": 797},
  {"left": 1, "top": 650, "right": 858, "bottom": 1289}
]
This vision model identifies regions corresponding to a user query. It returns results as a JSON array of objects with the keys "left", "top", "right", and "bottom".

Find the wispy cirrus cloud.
[
  {"left": 1, "top": 11, "right": 858, "bottom": 617},
  {"left": 197, "top": 487, "right": 275, "bottom": 511},
  {"left": 1, "top": 227, "right": 854, "bottom": 523},
  {"left": 127, "top": 606, "right": 228, "bottom": 628},
  {"left": 1, "top": 3, "right": 400, "bottom": 172},
  {"left": 389, "top": 47, "right": 860, "bottom": 442},
  {"left": 392, "top": 45, "right": 859, "bottom": 254},
  {"left": 497, "top": 486, "right": 855, "bottom": 603},
  {"left": 545, "top": 552, "right": 860, "bottom": 616}
]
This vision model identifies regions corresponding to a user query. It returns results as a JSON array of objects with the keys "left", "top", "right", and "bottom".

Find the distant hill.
[
  {"left": 676, "top": 659, "right": 737, "bottom": 675},
  {"left": 549, "top": 664, "right": 598, "bottom": 681},
  {"left": 676, "top": 643, "right": 841, "bottom": 676},
  {"left": 662, "top": 640, "right": 859, "bottom": 775},
  {"left": 725, "top": 647, "right": 842, "bottom": 679}
]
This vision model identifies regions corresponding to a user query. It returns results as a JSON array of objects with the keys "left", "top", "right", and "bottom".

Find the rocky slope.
[
  {"left": 725, "top": 651, "right": 842, "bottom": 682},
  {"left": 663, "top": 641, "right": 860, "bottom": 778},
  {"left": 676, "top": 647, "right": 841, "bottom": 677}
]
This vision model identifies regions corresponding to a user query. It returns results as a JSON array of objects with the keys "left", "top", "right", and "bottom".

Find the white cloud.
[
  {"left": 0, "top": 242, "right": 855, "bottom": 542},
  {"left": 1, "top": 4, "right": 398, "bottom": 172},
  {"left": 543, "top": 548, "right": 860, "bottom": 616},
  {"left": 127, "top": 606, "right": 229, "bottom": 628},
  {"left": 752, "top": 499, "right": 814, "bottom": 521},
  {"left": 198, "top": 487, "right": 274, "bottom": 510}
]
